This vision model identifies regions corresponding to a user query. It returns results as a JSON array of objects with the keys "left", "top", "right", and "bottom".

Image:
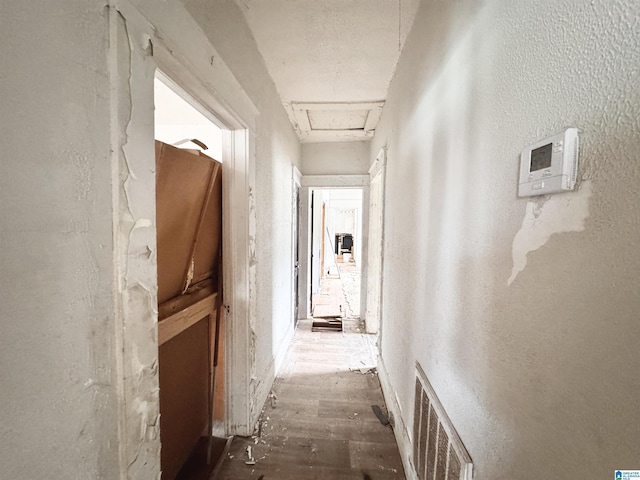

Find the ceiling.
[
  {"left": 154, "top": 76, "right": 223, "bottom": 159},
  {"left": 235, "top": 0, "right": 420, "bottom": 143}
]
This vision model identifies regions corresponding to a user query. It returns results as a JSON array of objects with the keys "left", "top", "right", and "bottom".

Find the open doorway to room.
[
  {"left": 153, "top": 72, "right": 229, "bottom": 480},
  {"left": 309, "top": 188, "right": 363, "bottom": 332}
]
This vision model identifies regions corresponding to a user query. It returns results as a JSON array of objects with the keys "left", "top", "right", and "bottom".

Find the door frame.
[
  {"left": 297, "top": 175, "right": 369, "bottom": 320},
  {"left": 154, "top": 62, "right": 257, "bottom": 438},
  {"left": 109, "top": 8, "right": 260, "bottom": 480},
  {"left": 365, "top": 148, "right": 387, "bottom": 334},
  {"left": 291, "top": 166, "right": 302, "bottom": 324}
]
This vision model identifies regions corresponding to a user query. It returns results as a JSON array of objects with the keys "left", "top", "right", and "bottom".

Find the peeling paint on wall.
[
  {"left": 110, "top": 4, "right": 161, "bottom": 478},
  {"left": 508, "top": 180, "right": 592, "bottom": 285}
]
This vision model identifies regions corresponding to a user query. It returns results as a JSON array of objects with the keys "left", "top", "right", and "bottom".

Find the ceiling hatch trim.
[{"left": 290, "top": 101, "right": 385, "bottom": 143}]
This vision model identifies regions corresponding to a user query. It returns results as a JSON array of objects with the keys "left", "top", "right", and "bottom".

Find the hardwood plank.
[
  {"left": 349, "top": 440, "right": 405, "bottom": 478},
  {"left": 214, "top": 270, "right": 404, "bottom": 480}
]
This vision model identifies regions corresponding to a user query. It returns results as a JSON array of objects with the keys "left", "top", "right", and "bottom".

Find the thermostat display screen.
[
  {"left": 530, "top": 143, "right": 552, "bottom": 172},
  {"left": 518, "top": 128, "right": 579, "bottom": 197}
]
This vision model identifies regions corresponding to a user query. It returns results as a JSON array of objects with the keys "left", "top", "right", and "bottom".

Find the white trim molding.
[
  {"left": 301, "top": 175, "right": 369, "bottom": 188},
  {"left": 297, "top": 174, "right": 370, "bottom": 323},
  {"left": 108, "top": 4, "right": 260, "bottom": 478},
  {"left": 289, "top": 101, "right": 385, "bottom": 143}
]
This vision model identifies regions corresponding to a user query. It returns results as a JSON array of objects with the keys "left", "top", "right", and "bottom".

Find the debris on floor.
[
  {"left": 312, "top": 304, "right": 344, "bottom": 332},
  {"left": 350, "top": 365, "right": 376, "bottom": 374},
  {"left": 371, "top": 404, "right": 390, "bottom": 426},
  {"left": 245, "top": 445, "right": 256, "bottom": 466},
  {"left": 213, "top": 278, "right": 405, "bottom": 479},
  {"left": 269, "top": 390, "right": 278, "bottom": 408}
]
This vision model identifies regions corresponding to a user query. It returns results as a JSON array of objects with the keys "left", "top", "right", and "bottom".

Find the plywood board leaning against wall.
[{"left": 155, "top": 141, "right": 224, "bottom": 479}]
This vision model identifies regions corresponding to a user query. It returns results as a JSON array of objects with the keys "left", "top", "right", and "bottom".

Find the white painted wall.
[
  {"left": 182, "top": 0, "right": 302, "bottom": 420},
  {"left": 302, "top": 141, "right": 371, "bottom": 175},
  {"left": 301, "top": 143, "right": 371, "bottom": 319},
  {"left": 0, "top": 3, "right": 119, "bottom": 478},
  {"left": 372, "top": 1, "right": 640, "bottom": 479},
  {"left": 1, "top": 0, "right": 300, "bottom": 477}
]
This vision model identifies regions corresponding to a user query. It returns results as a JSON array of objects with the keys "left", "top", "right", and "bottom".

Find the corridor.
[
  {"left": 214, "top": 264, "right": 404, "bottom": 479},
  {"left": 3, "top": 2, "right": 639, "bottom": 479}
]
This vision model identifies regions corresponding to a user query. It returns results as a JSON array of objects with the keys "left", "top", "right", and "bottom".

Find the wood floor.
[{"left": 213, "top": 316, "right": 405, "bottom": 479}]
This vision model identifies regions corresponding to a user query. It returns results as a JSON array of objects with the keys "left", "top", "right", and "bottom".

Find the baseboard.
[
  {"left": 250, "top": 322, "right": 296, "bottom": 431},
  {"left": 274, "top": 322, "right": 296, "bottom": 375},
  {"left": 378, "top": 357, "right": 417, "bottom": 480}
]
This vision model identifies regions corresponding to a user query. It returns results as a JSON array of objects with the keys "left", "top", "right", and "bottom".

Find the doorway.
[
  {"left": 365, "top": 149, "right": 386, "bottom": 335},
  {"left": 154, "top": 74, "right": 223, "bottom": 158},
  {"left": 292, "top": 168, "right": 302, "bottom": 327},
  {"left": 154, "top": 72, "right": 228, "bottom": 479},
  {"left": 308, "top": 188, "right": 363, "bottom": 328}
]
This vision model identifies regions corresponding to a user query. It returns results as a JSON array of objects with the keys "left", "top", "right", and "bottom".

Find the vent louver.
[{"left": 413, "top": 363, "right": 473, "bottom": 480}]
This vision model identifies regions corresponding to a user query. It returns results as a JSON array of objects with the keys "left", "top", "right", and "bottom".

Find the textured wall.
[
  {"left": 237, "top": 0, "right": 420, "bottom": 104},
  {"left": 0, "top": 2, "right": 120, "bottom": 478},
  {"left": 0, "top": 0, "right": 302, "bottom": 476},
  {"left": 182, "top": 0, "right": 302, "bottom": 423},
  {"left": 302, "top": 141, "right": 371, "bottom": 175},
  {"left": 372, "top": 1, "right": 640, "bottom": 478}
]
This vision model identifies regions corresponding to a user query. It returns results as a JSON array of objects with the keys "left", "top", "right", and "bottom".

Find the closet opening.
[{"left": 154, "top": 71, "right": 228, "bottom": 480}]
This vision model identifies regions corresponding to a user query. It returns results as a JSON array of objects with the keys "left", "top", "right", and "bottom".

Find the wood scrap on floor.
[
  {"left": 311, "top": 318, "right": 343, "bottom": 332},
  {"left": 312, "top": 304, "right": 343, "bottom": 332}
]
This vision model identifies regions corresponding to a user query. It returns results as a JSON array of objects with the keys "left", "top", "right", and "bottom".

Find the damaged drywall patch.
[{"left": 508, "top": 181, "right": 592, "bottom": 285}]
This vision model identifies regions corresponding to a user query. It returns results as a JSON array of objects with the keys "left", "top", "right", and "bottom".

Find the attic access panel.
[
  {"left": 307, "top": 109, "right": 369, "bottom": 130},
  {"left": 291, "top": 101, "right": 384, "bottom": 142}
]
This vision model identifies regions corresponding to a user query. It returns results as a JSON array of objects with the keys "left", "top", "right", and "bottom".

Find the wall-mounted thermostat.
[{"left": 518, "top": 128, "right": 579, "bottom": 197}]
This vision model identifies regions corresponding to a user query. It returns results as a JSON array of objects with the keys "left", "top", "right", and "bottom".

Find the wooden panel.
[
  {"left": 155, "top": 141, "right": 221, "bottom": 304},
  {"left": 192, "top": 164, "right": 222, "bottom": 286},
  {"left": 159, "top": 318, "right": 210, "bottom": 480},
  {"left": 158, "top": 293, "right": 216, "bottom": 347},
  {"left": 212, "top": 310, "right": 225, "bottom": 422},
  {"left": 158, "top": 279, "right": 215, "bottom": 322},
  {"left": 155, "top": 140, "right": 225, "bottom": 478}
]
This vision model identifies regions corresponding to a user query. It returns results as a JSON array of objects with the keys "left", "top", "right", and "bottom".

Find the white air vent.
[{"left": 413, "top": 362, "right": 473, "bottom": 480}]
